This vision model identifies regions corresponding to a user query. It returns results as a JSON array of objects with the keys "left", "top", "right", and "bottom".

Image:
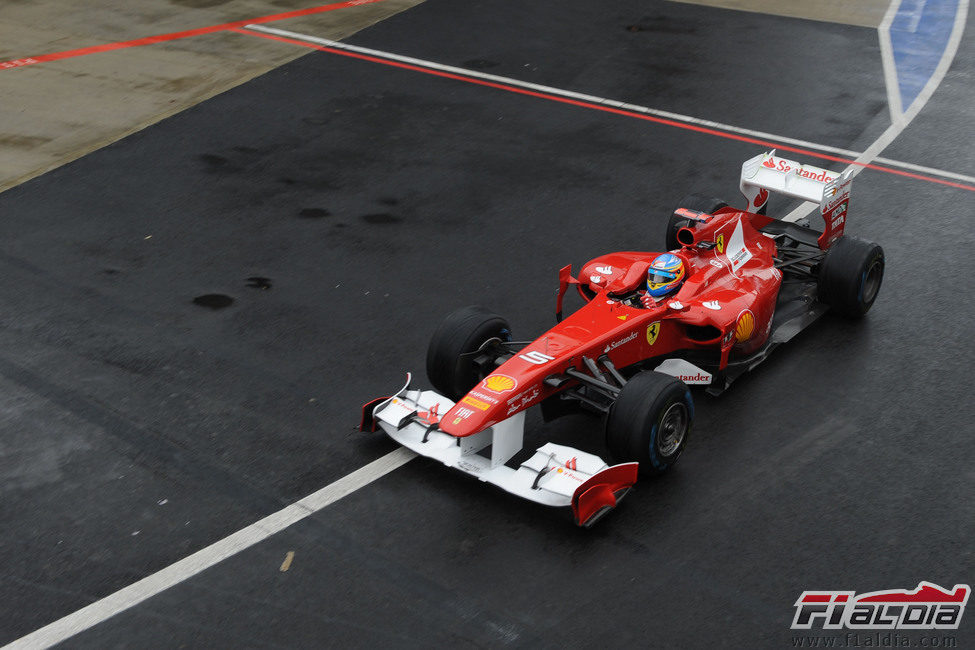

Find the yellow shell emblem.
[
  {"left": 483, "top": 374, "right": 517, "bottom": 393},
  {"left": 646, "top": 321, "right": 661, "bottom": 346},
  {"left": 735, "top": 310, "right": 755, "bottom": 342}
]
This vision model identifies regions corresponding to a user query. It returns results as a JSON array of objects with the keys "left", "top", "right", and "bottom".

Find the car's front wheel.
[
  {"left": 426, "top": 305, "right": 511, "bottom": 401},
  {"left": 605, "top": 371, "right": 693, "bottom": 477}
]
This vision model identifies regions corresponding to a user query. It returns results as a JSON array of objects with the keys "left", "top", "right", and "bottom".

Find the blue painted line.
[{"left": 890, "top": 0, "right": 960, "bottom": 111}]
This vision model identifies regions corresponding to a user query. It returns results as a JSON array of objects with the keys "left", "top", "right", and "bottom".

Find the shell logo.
[
  {"left": 735, "top": 310, "right": 755, "bottom": 342},
  {"left": 482, "top": 374, "right": 517, "bottom": 394}
]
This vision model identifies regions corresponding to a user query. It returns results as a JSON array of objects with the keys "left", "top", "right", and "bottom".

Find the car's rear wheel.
[
  {"left": 605, "top": 371, "right": 693, "bottom": 477},
  {"left": 817, "top": 236, "right": 885, "bottom": 317},
  {"left": 666, "top": 194, "right": 728, "bottom": 250},
  {"left": 426, "top": 306, "right": 511, "bottom": 401}
]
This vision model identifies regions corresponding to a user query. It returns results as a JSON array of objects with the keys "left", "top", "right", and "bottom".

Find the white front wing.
[{"left": 372, "top": 382, "right": 619, "bottom": 509}]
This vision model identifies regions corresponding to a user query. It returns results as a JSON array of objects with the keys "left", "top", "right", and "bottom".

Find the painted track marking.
[
  {"left": 783, "top": 0, "right": 968, "bottom": 221},
  {"left": 888, "top": 0, "right": 961, "bottom": 115},
  {"left": 2, "top": 448, "right": 416, "bottom": 650},
  {"left": 880, "top": 0, "right": 907, "bottom": 119},
  {"left": 0, "top": 0, "right": 386, "bottom": 70},
  {"left": 236, "top": 24, "right": 975, "bottom": 193}
]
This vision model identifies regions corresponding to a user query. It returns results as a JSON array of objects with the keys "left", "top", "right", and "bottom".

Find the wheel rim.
[
  {"left": 861, "top": 258, "right": 883, "bottom": 304},
  {"left": 656, "top": 402, "right": 688, "bottom": 457}
]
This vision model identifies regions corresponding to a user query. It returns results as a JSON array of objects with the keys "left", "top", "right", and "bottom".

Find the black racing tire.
[
  {"left": 426, "top": 306, "right": 511, "bottom": 401},
  {"left": 817, "top": 236, "right": 885, "bottom": 318},
  {"left": 605, "top": 371, "right": 693, "bottom": 477},
  {"left": 666, "top": 194, "right": 728, "bottom": 250}
]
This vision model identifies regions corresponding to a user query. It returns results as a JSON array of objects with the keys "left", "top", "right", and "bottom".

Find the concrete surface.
[
  {"left": 669, "top": 0, "right": 893, "bottom": 28},
  {"left": 0, "top": 0, "right": 424, "bottom": 193}
]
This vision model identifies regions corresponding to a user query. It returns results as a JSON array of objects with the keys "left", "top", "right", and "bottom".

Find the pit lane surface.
[{"left": 2, "top": 0, "right": 974, "bottom": 647}]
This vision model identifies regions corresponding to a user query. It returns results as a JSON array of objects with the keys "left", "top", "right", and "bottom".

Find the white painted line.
[
  {"left": 245, "top": 23, "right": 975, "bottom": 188},
  {"left": 2, "top": 447, "right": 416, "bottom": 650},
  {"left": 879, "top": 0, "right": 905, "bottom": 123},
  {"left": 903, "top": 0, "right": 930, "bottom": 33},
  {"left": 782, "top": 0, "right": 968, "bottom": 222},
  {"left": 873, "top": 155, "right": 975, "bottom": 184}
]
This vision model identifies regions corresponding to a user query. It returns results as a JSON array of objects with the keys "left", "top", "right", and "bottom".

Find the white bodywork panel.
[
  {"left": 726, "top": 217, "right": 753, "bottom": 273},
  {"left": 372, "top": 379, "right": 614, "bottom": 508},
  {"left": 654, "top": 358, "right": 713, "bottom": 385}
]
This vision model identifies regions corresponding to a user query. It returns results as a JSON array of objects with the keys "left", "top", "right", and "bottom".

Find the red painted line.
[
  {"left": 0, "top": 0, "right": 384, "bottom": 70},
  {"left": 235, "top": 28, "right": 975, "bottom": 193}
]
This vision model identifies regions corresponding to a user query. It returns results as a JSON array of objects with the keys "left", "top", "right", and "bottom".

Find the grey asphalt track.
[{"left": 1, "top": 0, "right": 973, "bottom": 647}]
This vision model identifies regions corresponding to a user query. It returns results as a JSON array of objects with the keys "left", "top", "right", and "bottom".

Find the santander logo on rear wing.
[{"left": 740, "top": 150, "right": 852, "bottom": 249}]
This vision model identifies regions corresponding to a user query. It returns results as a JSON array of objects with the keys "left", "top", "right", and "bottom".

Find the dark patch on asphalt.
[
  {"left": 192, "top": 294, "right": 234, "bottom": 309},
  {"left": 360, "top": 213, "right": 402, "bottom": 224},
  {"left": 462, "top": 59, "right": 500, "bottom": 69},
  {"left": 298, "top": 207, "right": 332, "bottom": 219},
  {"left": 626, "top": 18, "right": 697, "bottom": 35},
  {"left": 642, "top": 60, "right": 692, "bottom": 77},
  {"left": 245, "top": 277, "right": 272, "bottom": 290},
  {"left": 378, "top": 197, "right": 399, "bottom": 206},
  {"left": 198, "top": 153, "right": 236, "bottom": 172}
]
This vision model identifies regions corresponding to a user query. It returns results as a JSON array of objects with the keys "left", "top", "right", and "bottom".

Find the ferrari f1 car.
[{"left": 361, "top": 151, "right": 885, "bottom": 527}]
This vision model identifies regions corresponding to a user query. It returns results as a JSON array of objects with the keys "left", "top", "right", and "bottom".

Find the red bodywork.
[{"left": 438, "top": 207, "right": 783, "bottom": 437}]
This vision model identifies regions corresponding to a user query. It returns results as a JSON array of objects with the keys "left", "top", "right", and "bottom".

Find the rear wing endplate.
[{"left": 740, "top": 150, "right": 852, "bottom": 249}]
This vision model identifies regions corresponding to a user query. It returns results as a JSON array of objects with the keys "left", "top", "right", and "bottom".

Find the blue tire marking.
[{"left": 649, "top": 422, "right": 664, "bottom": 469}]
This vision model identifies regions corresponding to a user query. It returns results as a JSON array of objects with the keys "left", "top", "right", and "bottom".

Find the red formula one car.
[{"left": 361, "top": 151, "right": 885, "bottom": 526}]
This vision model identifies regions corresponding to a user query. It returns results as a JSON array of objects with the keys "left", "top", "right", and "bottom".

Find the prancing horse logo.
[{"left": 646, "top": 321, "right": 661, "bottom": 346}]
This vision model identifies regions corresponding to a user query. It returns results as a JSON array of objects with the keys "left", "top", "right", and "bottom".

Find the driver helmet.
[{"left": 646, "top": 253, "right": 686, "bottom": 298}]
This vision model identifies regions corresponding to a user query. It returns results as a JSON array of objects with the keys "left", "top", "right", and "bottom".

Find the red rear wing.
[{"left": 740, "top": 150, "right": 852, "bottom": 250}]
